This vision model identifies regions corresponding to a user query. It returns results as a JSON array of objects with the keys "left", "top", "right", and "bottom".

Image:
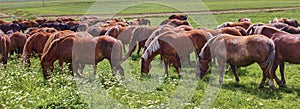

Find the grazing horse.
[
  {"left": 248, "top": 25, "right": 300, "bottom": 87},
  {"left": 141, "top": 29, "right": 211, "bottom": 77},
  {"left": 122, "top": 26, "right": 158, "bottom": 60},
  {"left": 41, "top": 35, "right": 124, "bottom": 79},
  {"left": 200, "top": 27, "right": 243, "bottom": 36},
  {"left": 127, "top": 18, "right": 151, "bottom": 26},
  {"left": 25, "top": 27, "right": 58, "bottom": 36},
  {"left": 238, "top": 18, "right": 251, "bottom": 22},
  {"left": 22, "top": 32, "right": 52, "bottom": 67},
  {"left": 278, "top": 18, "right": 299, "bottom": 27},
  {"left": 160, "top": 19, "right": 190, "bottom": 26},
  {"left": 168, "top": 14, "right": 188, "bottom": 20},
  {"left": 217, "top": 22, "right": 251, "bottom": 30},
  {"left": 197, "top": 34, "right": 277, "bottom": 89},
  {"left": 160, "top": 14, "right": 188, "bottom": 25},
  {"left": 280, "top": 25, "right": 300, "bottom": 34},
  {"left": 0, "top": 32, "right": 11, "bottom": 68},
  {"left": 8, "top": 32, "right": 28, "bottom": 56},
  {"left": 105, "top": 25, "right": 125, "bottom": 38},
  {"left": 0, "top": 20, "right": 6, "bottom": 25},
  {"left": 0, "top": 22, "right": 12, "bottom": 34}
]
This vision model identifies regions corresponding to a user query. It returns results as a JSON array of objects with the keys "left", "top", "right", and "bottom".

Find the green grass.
[
  {"left": 0, "top": 50, "right": 299, "bottom": 108},
  {"left": 0, "top": 0, "right": 300, "bottom": 16},
  {"left": 0, "top": 1, "right": 300, "bottom": 108}
]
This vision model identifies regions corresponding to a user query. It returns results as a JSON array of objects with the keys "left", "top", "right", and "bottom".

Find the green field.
[{"left": 0, "top": 0, "right": 300, "bottom": 109}]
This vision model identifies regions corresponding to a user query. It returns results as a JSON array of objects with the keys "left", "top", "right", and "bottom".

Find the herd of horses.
[{"left": 0, "top": 14, "right": 299, "bottom": 89}]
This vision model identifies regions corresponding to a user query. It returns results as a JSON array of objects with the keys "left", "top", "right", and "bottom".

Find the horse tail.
[
  {"left": 199, "top": 34, "right": 220, "bottom": 59},
  {"left": 265, "top": 40, "right": 276, "bottom": 79},
  {"left": 43, "top": 31, "right": 60, "bottom": 54},
  {"left": 115, "top": 39, "right": 123, "bottom": 62},
  {"left": 22, "top": 33, "right": 35, "bottom": 66}
]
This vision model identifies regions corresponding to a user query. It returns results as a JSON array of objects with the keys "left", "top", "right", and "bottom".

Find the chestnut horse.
[
  {"left": 105, "top": 26, "right": 138, "bottom": 53},
  {"left": 141, "top": 29, "right": 211, "bottom": 77},
  {"left": 200, "top": 27, "right": 243, "bottom": 36},
  {"left": 238, "top": 18, "right": 251, "bottom": 23},
  {"left": 248, "top": 25, "right": 300, "bottom": 87},
  {"left": 217, "top": 22, "right": 251, "bottom": 30},
  {"left": 41, "top": 35, "right": 124, "bottom": 79},
  {"left": 197, "top": 34, "right": 277, "bottom": 89},
  {"left": 22, "top": 32, "right": 52, "bottom": 67},
  {"left": 0, "top": 32, "right": 11, "bottom": 68},
  {"left": 122, "top": 26, "right": 158, "bottom": 60}
]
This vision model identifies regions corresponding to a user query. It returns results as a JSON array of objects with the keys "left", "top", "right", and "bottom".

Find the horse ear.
[{"left": 169, "top": 15, "right": 176, "bottom": 19}]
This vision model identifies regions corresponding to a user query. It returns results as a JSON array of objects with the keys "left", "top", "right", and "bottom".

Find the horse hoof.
[{"left": 259, "top": 85, "right": 264, "bottom": 89}]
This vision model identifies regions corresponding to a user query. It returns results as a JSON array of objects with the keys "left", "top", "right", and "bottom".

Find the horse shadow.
[{"left": 220, "top": 82, "right": 300, "bottom": 99}]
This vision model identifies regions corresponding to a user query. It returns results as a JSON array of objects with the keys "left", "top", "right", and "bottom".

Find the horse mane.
[
  {"left": 199, "top": 34, "right": 221, "bottom": 59},
  {"left": 141, "top": 31, "right": 176, "bottom": 61},
  {"left": 217, "top": 22, "right": 233, "bottom": 29}
]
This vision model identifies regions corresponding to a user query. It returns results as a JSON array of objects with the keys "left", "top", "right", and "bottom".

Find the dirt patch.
[
  {"left": 0, "top": 13, "right": 9, "bottom": 18},
  {"left": 38, "top": 6, "right": 300, "bottom": 19}
]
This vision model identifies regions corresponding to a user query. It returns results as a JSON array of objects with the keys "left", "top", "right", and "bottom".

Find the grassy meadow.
[{"left": 0, "top": 0, "right": 300, "bottom": 109}]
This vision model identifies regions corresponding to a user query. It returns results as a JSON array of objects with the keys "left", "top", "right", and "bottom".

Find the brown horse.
[
  {"left": 141, "top": 29, "right": 211, "bottom": 77},
  {"left": 41, "top": 35, "right": 124, "bottom": 79},
  {"left": 25, "top": 27, "right": 58, "bottom": 36},
  {"left": 0, "top": 32, "right": 11, "bottom": 68},
  {"left": 200, "top": 27, "right": 243, "bottom": 36},
  {"left": 105, "top": 25, "right": 138, "bottom": 53},
  {"left": 8, "top": 32, "right": 28, "bottom": 56},
  {"left": 122, "top": 26, "right": 158, "bottom": 60},
  {"left": 127, "top": 18, "right": 151, "bottom": 26},
  {"left": 22, "top": 32, "right": 52, "bottom": 67},
  {"left": 278, "top": 18, "right": 299, "bottom": 27},
  {"left": 197, "top": 34, "right": 277, "bottom": 89},
  {"left": 248, "top": 25, "right": 300, "bottom": 87},
  {"left": 280, "top": 25, "right": 300, "bottom": 34},
  {"left": 238, "top": 18, "right": 251, "bottom": 23},
  {"left": 217, "top": 22, "right": 251, "bottom": 30}
]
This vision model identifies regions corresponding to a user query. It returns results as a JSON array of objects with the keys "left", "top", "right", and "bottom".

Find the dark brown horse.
[
  {"left": 41, "top": 35, "right": 124, "bottom": 79},
  {"left": 280, "top": 25, "right": 300, "bottom": 34},
  {"left": 238, "top": 18, "right": 251, "bottom": 23},
  {"left": 8, "top": 32, "right": 28, "bottom": 56},
  {"left": 141, "top": 29, "right": 211, "bottom": 77},
  {"left": 248, "top": 25, "right": 300, "bottom": 87},
  {"left": 278, "top": 18, "right": 299, "bottom": 27},
  {"left": 0, "top": 32, "right": 11, "bottom": 68},
  {"left": 197, "top": 34, "right": 277, "bottom": 89}
]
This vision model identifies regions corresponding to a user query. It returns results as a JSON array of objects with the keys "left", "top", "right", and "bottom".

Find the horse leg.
[
  {"left": 137, "top": 44, "right": 142, "bottom": 55},
  {"left": 217, "top": 59, "right": 225, "bottom": 84},
  {"left": 58, "top": 60, "right": 64, "bottom": 70},
  {"left": 230, "top": 64, "right": 240, "bottom": 82},
  {"left": 123, "top": 45, "right": 126, "bottom": 54},
  {"left": 122, "top": 45, "right": 137, "bottom": 61},
  {"left": 163, "top": 58, "right": 169, "bottom": 77},
  {"left": 279, "top": 62, "right": 286, "bottom": 86},
  {"left": 173, "top": 57, "right": 182, "bottom": 78},
  {"left": 259, "top": 62, "right": 277, "bottom": 89},
  {"left": 68, "top": 63, "right": 74, "bottom": 76},
  {"left": 93, "top": 64, "right": 97, "bottom": 77}
]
